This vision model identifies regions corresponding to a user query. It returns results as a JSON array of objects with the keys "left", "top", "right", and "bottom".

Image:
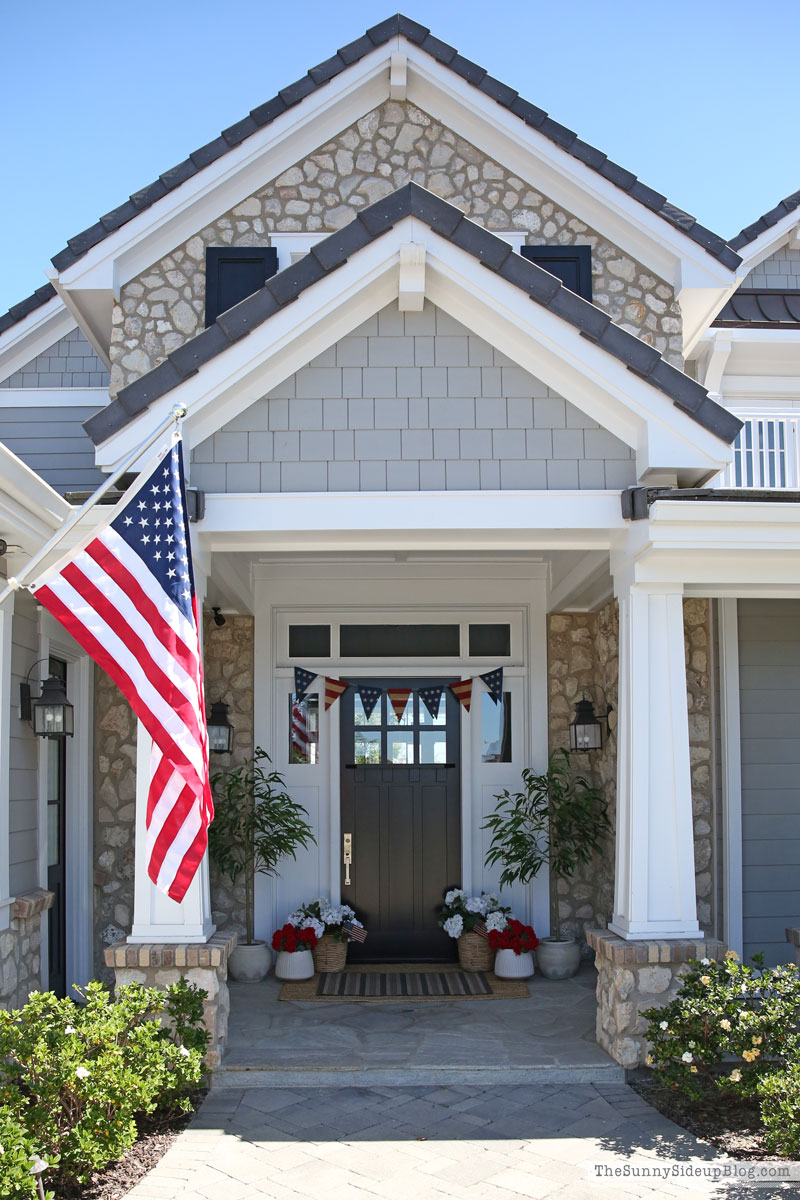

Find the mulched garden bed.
[
  {"left": 630, "top": 1074, "right": 771, "bottom": 1159},
  {"left": 54, "top": 1088, "right": 207, "bottom": 1200}
]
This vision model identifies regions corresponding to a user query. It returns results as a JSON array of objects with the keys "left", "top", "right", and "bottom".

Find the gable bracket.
[
  {"left": 389, "top": 53, "right": 408, "bottom": 100},
  {"left": 398, "top": 242, "right": 426, "bottom": 311}
]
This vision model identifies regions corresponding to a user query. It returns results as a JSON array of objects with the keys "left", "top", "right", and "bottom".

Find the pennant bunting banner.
[
  {"left": 419, "top": 684, "right": 444, "bottom": 721},
  {"left": 324, "top": 677, "right": 348, "bottom": 711},
  {"left": 480, "top": 667, "right": 504, "bottom": 704},
  {"left": 358, "top": 686, "right": 382, "bottom": 721},
  {"left": 449, "top": 679, "right": 473, "bottom": 711},
  {"left": 294, "top": 666, "right": 317, "bottom": 702},
  {"left": 387, "top": 687, "right": 412, "bottom": 723}
]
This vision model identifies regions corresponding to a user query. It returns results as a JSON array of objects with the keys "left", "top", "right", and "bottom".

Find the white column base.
[{"left": 608, "top": 916, "right": 702, "bottom": 940}]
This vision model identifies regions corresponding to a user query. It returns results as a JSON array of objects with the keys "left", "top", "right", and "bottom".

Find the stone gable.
[{"left": 110, "top": 102, "right": 683, "bottom": 397}]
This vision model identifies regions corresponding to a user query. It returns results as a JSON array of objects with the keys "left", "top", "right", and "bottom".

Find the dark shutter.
[
  {"left": 520, "top": 245, "right": 592, "bottom": 301},
  {"left": 205, "top": 246, "right": 279, "bottom": 326}
]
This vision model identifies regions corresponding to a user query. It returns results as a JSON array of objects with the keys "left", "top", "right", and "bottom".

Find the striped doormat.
[{"left": 278, "top": 965, "right": 529, "bottom": 1001}]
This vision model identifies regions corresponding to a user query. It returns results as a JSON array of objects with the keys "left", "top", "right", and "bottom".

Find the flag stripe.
[
  {"left": 62, "top": 554, "right": 204, "bottom": 748},
  {"left": 43, "top": 568, "right": 205, "bottom": 780},
  {"left": 31, "top": 441, "right": 212, "bottom": 905}
]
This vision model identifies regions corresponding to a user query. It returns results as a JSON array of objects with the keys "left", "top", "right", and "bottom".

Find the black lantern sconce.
[
  {"left": 207, "top": 700, "right": 234, "bottom": 754},
  {"left": 569, "top": 690, "right": 613, "bottom": 753},
  {"left": 20, "top": 662, "right": 74, "bottom": 739},
  {"left": 211, "top": 607, "right": 226, "bottom": 628}
]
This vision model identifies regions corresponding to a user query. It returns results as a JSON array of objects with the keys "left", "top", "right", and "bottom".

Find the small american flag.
[
  {"left": 342, "top": 921, "right": 368, "bottom": 943},
  {"left": 472, "top": 921, "right": 488, "bottom": 939},
  {"left": 30, "top": 439, "right": 212, "bottom": 903}
]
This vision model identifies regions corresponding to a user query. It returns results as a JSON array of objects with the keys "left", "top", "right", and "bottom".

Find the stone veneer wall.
[
  {"left": 203, "top": 614, "right": 255, "bottom": 937},
  {"left": 0, "top": 890, "right": 53, "bottom": 1009},
  {"left": 548, "top": 598, "right": 716, "bottom": 943},
  {"left": 92, "top": 615, "right": 254, "bottom": 981},
  {"left": 93, "top": 667, "right": 137, "bottom": 984},
  {"left": 110, "top": 100, "right": 682, "bottom": 396}
]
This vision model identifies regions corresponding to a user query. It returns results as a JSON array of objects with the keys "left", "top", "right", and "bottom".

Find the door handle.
[{"left": 343, "top": 832, "right": 352, "bottom": 886}]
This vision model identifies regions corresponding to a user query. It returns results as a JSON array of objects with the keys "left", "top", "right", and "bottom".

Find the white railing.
[{"left": 718, "top": 410, "right": 800, "bottom": 489}]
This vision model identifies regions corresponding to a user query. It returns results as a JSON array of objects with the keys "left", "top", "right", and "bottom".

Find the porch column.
[
  {"left": 0, "top": 592, "right": 12, "bottom": 932},
  {"left": 609, "top": 583, "right": 701, "bottom": 939}
]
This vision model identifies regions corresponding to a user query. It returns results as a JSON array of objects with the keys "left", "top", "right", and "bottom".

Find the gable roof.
[
  {"left": 85, "top": 182, "right": 741, "bottom": 451},
  {"left": 0, "top": 15, "right": 742, "bottom": 343},
  {"left": 729, "top": 187, "right": 800, "bottom": 252},
  {"left": 712, "top": 289, "right": 800, "bottom": 328}
]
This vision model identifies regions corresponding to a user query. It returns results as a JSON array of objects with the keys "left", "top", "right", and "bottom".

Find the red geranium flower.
[
  {"left": 488, "top": 919, "right": 539, "bottom": 954},
  {"left": 272, "top": 923, "right": 318, "bottom": 952}
]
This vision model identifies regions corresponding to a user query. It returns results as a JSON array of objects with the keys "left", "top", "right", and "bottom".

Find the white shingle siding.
[
  {"left": 0, "top": 329, "right": 109, "bottom": 389},
  {"left": 743, "top": 246, "right": 800, "bottom": 290},
  {"left": 191, "top": 303, "right": 635, "bottom": 492}
]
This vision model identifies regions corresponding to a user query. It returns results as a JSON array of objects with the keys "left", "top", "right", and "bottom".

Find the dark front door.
[
  {"left": 46, "top": 656, "right": 67, "bottom": 998},
  {"left": 340, "top": 679, "right": 461, "bottom": 961}
]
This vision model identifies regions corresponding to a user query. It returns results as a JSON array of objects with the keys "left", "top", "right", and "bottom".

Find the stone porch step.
[{"left": 212, "top": 1061, "right": 624, "bottom": 1089}]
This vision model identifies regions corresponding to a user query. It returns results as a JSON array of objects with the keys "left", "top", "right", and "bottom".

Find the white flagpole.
[{"left": 0, "top": 403, "right": 187, "bottom": 607}]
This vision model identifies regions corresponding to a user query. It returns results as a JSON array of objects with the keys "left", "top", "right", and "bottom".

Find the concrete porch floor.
[{"left": 216, "top": 963, "right": 623, "bottom": 1089}]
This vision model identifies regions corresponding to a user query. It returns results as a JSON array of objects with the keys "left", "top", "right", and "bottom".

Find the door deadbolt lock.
[{"left": 343, "top": 832, "right": 353, "bottom": 886}]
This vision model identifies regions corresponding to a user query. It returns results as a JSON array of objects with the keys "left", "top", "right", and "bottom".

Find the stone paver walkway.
[{"left": 125, "top": 1081, "right": 766, "bottom": 1200}]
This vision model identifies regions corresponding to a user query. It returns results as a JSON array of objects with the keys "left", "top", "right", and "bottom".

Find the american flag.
[
  {"left": 342, "top": 921, "right": 368, "bottom": 943},
  {"left": 30, "top": 439, "right": 213, "bottom": 903},
  {"left": 291, "top": 699, "right": 312, "bottom": 761}
]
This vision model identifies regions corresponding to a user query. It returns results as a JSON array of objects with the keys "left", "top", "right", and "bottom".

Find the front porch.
[{"left": 216, "top": 963, "right": 623, "bottom": 1088}]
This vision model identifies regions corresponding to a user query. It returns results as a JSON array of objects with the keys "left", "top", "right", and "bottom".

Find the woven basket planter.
[
  {"left": 312, "top": 932, "right": 348, "bottom": 973},
  {"left": 457, "top": 930, "right": 494, "bottom": 973}
]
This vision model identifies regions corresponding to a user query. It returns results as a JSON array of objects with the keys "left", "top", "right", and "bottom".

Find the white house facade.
[{"left": 1, "top": 15, "right": 799, "bottom": 1069}]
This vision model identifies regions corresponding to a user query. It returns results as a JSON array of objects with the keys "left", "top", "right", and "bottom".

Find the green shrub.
[
  {"left": 757, "top": 1063, "right": 800, "bottom": 1158},
  {"left": 0, "top": 978, "right": 208, "bottom": 1185},
  {"left": 642, "top": 951, "right": 800, "bottom": 1101},
  {"left": 0, "top": 1107, "right": 55, "bottom": 1199}
]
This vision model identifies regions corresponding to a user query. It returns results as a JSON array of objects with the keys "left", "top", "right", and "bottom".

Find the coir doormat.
[{"left": 278, "top": 963, "right": 530, "bottom": 1001}]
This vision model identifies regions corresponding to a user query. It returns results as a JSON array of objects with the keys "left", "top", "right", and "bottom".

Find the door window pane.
[
  {"left": 355, "top": 730, "right": 382, "bottom": 765},
  {"left": 47, "top": 803, "right": 60, "bottom": 868},
  {"left": 290, "top": 694, "right": 319, "bottom": 764},
  {"left": 468, "top": 623, "right": 511, "bottom": 657},
  {"left": 482, "top": 693, "right": 512, "bottom": 762},
  {"left": 419, "top": 697, "right": 446, "bottom": 725},
  {"left": 289, "top": 624, "right": 330, "bottom": 658},
  {"left": 388, "top": 731, "right": 415, "bottom": 764},
  {"left": 340, "top": 624, "right": 460, "bottom": 657},
  {"left": 420, "top": 730, "right": 447, "bottom": 764},
  {"left": 354, "top": 694, "right": 382, "bottom": 726}
]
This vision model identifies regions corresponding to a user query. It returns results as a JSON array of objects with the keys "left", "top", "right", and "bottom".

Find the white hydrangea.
[
  {"left": 301, "top": 916, "right": 325, "bottom": 938},
  {"left": 483, "top": 893, "right": 501, "bottom": 910},
  {"left": 465, "top": 896, "right": 486, "bottom": 913},
  {"left": 287, "top": 909, "right": 304, "bottom": 926},
  {"left": 485, "top": 911, "right": 507, "bottom": 933},
  {"left": 443, "top": 914, "right": 464, "bottom": 938},
  {"left": 445, "top": 888, "right": 466, "bottom": 906}
]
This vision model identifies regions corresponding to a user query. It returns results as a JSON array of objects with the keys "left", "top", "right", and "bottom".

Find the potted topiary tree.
[
  {"left": 209, "top": 747, "right": 316, "bottom": 982},
  {"left": 482, "top": 749, "right": 610, "bottom": 979}
]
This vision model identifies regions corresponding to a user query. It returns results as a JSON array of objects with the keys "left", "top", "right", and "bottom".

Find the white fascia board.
[
  {"left": 405, "top": 47, "right": 736, "bottom": 300},
  {"left": 734, "top": 211, "right": 800, "bottom": 277},
  {"left": 196, "top": 489, "right": 625, "bottom": 554},
  {"left": 0, "top": 388, "right": 108, "bottom": 409},
  {"left": 93, "top": 216, "right": 731, "bottom": 478},
  {"left": 54, "top": 45, "right": 394, "bottom": 299},
  {"left": 0, "top": 445, "right": 71, "bottom": 554},
  {"left": 0, "top": 296, "right": 75, "bottom": 385},
  {"left": 721, "top": 376, "right": 800, "bottom": 400}
]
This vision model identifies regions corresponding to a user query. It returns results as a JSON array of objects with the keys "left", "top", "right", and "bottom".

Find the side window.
[
  {"left": 521, "top": 245, "right": 592, "bottom": 302},
  {"left": 205, "top": 247, "right": 278, "bottom": 326}
]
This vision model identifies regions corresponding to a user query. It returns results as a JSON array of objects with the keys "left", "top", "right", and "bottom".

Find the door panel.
[{"left": 340, "top": 680, "right": 461, "bottom": 961}]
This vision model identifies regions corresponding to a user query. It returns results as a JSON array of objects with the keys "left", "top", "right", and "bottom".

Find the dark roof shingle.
[
  {"left": 712, "top": 289, "right": 800, "bottom": 327},
  {"left": 729, "top": 188, "right": 800, "bottom": 252}
]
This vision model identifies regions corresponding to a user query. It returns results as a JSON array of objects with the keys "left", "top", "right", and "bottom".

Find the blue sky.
[{"left": 1, "top": 0, "right": 797, "bottom": 314}]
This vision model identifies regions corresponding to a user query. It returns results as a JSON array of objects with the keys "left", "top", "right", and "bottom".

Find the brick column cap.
[
  {"left": 12, "top": 889, "right": 55, "bottom": 919},
  {"left": 103, "top": 927, "right": 238, "bottom": 969},
  {"left": 586, "top": 928, "right": 726, "bottom": 964}
]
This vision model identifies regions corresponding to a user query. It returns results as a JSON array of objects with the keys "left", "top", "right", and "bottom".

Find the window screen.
[
  {"left": 205, "top": 247, "right": 278, "bottom": 326},
  {"left": 520, "top": 245, "right": 592, "bottom": 301}
]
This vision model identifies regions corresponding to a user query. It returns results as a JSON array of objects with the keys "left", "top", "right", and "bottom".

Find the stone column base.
[
  {"left": 104, "top": 928, "right": 238, "bottom": 1069},
  {"left": 786, "top": 928, "right": 800, "bottom": 967},
  {"left": 587, "top": 929, "right": 727, "bottom": 1069},
  {"left": 0, "top": 889, "right": 54, "bottom": 1009}
]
